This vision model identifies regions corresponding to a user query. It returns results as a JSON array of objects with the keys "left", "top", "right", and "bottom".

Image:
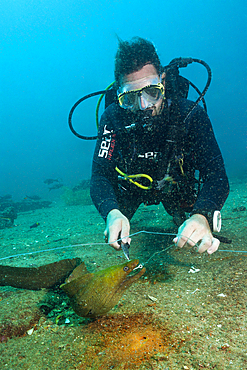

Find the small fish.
[
  {"left": 48, "top": 183, "right": 63, "bottom": 191},
  {"left": 30, "top": 222, "right": 40, "bottom": 229},
  {"left": 25, "top": 195, "right": 42, "bottom": 201},
  {"left": 232, "top": 206, "right": 246, "bottom": 212},
  {"left": 60, "top": 259, "right": 146, "bottom": 317},
  {"left": 44, "top": 178, "right": 60, "bottom": 185}
]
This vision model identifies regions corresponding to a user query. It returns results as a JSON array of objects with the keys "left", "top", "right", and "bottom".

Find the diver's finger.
[
  {"left": 184, "top": 227, "right": 205, "bottom": 247},
  {"left": 103, "top": 229, "right": 108, "bottom": 242},
  {"left": 207, "top": 237, "right": 220, "bottom": 255},
  {"left": 120, "top": 222, "right": 131, "bottom": 245},
  {"left": 105, "top": 226, "right": 120, "bottom": 249},
  {"left": 111, "top": 243, "right": 122, "bottom": 250},
  {"left": 109, "top": 235, "right": 122, "bottom": 250},
  {"left": 121, "top": 236, "right": 131, "bottom": 245},
  {"left": 108, "top": 230, "right": 121, "bottom": 250},
  {"left": 109, "top": 238, "right": 121, "bottom": 250},
  {"left": 174, "top": 220, "right": 195, "bottom": 248},
  {"left": 120, "top": 231, "right": 131, "bottom": 245},
  {"left": 175, "top": 231, "right": 195, "bottom": 248},
  {"left": 197, "top": 234, "right": 212, "bottom": 254}
]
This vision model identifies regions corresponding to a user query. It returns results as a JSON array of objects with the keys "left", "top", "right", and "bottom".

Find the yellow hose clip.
[
  {"left": 115, "top": 166, "right": 153, "bottom": 190},
  {"left": 178, "top": 156, "right": 185, "bottom": 176}
]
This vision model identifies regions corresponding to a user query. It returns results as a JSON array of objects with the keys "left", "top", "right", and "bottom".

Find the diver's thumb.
[{"left": 121, "top": 235, "right": 131, "bottom": 245}]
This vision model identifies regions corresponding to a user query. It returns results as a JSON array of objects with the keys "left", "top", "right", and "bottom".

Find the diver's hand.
[
  {"left": 104, "top": 209, "right": 131, "bottom": 250},
  {"left": 173, "top": 214, "right": 220, "bottom": 254}
]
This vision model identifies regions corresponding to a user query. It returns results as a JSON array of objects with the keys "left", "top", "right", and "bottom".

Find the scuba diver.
[{"left": 89, "top": 37, "right": 229, "bottom": 254}]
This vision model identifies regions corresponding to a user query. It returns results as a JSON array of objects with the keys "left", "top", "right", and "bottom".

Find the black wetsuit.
[{"left": 90, "top": 98, "right": 229, "bottom": 224}]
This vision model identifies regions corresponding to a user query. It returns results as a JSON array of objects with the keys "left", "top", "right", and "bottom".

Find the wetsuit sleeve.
[
  {"left": 90, "top": 161, "right": 119, "bottom": 220},
  {"left": 189, "top": 108, "right": 229, "bottom": 213},
  {"left": 90, "top": 107, "right": 120, "bottom": 220}
]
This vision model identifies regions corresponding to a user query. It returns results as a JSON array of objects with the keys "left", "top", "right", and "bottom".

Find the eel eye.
[{"left": 123, "top": 266, "right": 129, "bottom": 272}]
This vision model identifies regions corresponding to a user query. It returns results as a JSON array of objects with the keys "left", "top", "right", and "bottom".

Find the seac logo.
[{"left": 98, "top": 125, "right": 115, "bottom": 159}]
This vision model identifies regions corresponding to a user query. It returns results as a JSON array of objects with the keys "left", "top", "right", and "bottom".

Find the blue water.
[{"left": 1, "top": 0, "right": 246, "bottom": 199}]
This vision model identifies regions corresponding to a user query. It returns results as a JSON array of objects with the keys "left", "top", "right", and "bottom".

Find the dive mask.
[{"left": 118, "top": 76, "right": 165, "bottom": 112}]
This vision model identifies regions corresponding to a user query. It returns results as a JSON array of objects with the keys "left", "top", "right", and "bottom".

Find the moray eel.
[
  {"left": 0, "top": 258, "right": 81, "bottom": 290},
  {"left": 60, "top": 259, "right": 146, "bottom": 317}
]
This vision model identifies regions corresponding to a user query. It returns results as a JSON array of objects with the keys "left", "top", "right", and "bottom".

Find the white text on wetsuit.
[
  {"left": 98, "top": 125, "right": 115, "bottom": 159},
  {"left": 138, "top": 152, "right": 159, "bottom": 160}
]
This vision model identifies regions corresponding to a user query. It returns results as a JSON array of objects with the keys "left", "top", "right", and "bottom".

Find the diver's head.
[
  {"left": 114, "top": 37, "right": 163, "bottom": 86},
  {"left": 117, "top": 64, "right": 165, "bottom": 116},
  {"left": 114, "top": 37, "right": 165, "bottom": 116}
]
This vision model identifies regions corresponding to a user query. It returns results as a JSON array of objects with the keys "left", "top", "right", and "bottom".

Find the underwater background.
[
  {"left": 1, "top": 2, "right": 247, "bottom": 369},
  {"left": 0, "top": 0, "right": 246, "bottom": 200}
]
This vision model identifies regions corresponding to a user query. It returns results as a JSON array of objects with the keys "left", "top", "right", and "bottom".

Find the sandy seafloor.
[{"left": 0, "top": 178, "right": 246, "bottom": 370}]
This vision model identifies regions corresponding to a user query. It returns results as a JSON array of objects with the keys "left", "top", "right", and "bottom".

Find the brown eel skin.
[
  {"left": 61, "top": 259, "right": 146, "bottom": 318},
  {"left": 0, "top": 258, "right": 82, "bottom": 290}
]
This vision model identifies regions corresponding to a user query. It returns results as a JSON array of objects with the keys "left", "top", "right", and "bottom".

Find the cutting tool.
[{"left": 121, "top": 242, "right": 130, "bottom": 260}]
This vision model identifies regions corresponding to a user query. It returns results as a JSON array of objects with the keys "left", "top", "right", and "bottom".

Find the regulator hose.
[
  {"left": 68, "top": 58, "right": 212, "bottom": 140},
  {"left": 68, "top": 90, "right": 106, "bottom": 140}
]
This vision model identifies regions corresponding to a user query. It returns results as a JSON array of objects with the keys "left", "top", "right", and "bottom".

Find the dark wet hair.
[{"left": 114, "top": 37, "right": 162, "bottom": 88}]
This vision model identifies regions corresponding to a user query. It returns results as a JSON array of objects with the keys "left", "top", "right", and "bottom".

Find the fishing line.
[
  {"left": 138, "top": 243, "right": 174, "bottom": 268},
  {"left": 0, "top": 231, "right": 188, "bottom": 261},
  {"left": 0, "top": 231, "right": 179, "bottom": 261},
  {"left": 0, "top": 242, "right": 105, "bottom": 261},
  {"left": 0, "top": 230, "right": 246, "bottom": 262}
]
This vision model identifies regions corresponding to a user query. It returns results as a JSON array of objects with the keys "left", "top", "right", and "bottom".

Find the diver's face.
[{"left": 120, "top": 64, "right": 165, "bottom": 116}]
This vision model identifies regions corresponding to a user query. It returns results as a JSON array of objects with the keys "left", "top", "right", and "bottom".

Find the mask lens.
[
  {"left": 118, "top": 83, "right": 164, "bottom": 111},
  {"left": 119, "top": 91, "right": 137, "bottom": 109},
  {"left": 142, "top": 85, "right": 163, "bottom": 104}
]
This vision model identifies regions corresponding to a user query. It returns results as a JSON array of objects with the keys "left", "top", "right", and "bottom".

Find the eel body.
[{"left": 0, "top": 258, "right": 81, "bottom": 290}]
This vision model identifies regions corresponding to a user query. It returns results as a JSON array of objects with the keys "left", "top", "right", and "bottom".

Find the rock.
[{"left": 0, "top": 206, "right": 17, "bottom": 229}]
